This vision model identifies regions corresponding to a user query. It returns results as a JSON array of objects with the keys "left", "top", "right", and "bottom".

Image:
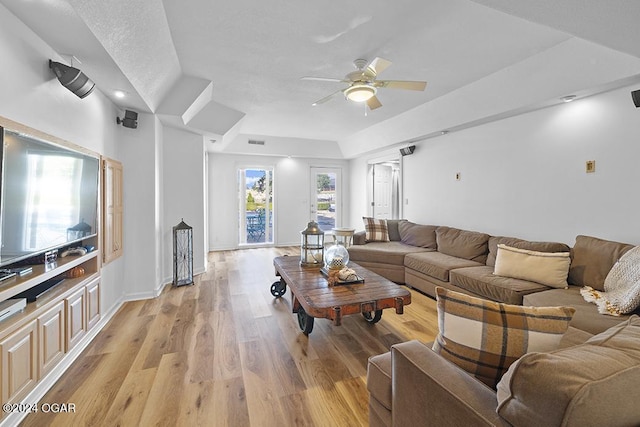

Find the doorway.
[
  {"left": 369, "top": 159, "right": 401, "bottom": 219},
  {"left": 310, "top": 167, "right": 341, "bottom": 232},
  {"left": 238, "top": 167, "right": 273, "bottom": 245}
]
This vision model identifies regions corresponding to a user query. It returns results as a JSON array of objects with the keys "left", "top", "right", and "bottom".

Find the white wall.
[
  {"left": 162, "top": 127, "right": 206, "bottom": 282},
  {"left": 119, "top": 114, "right": 164, "bottom": 298},
  {"left": 351, "top": 84, "right": 640, "bottom": 246},
  {"left": 209, "top": 154, "right": 350, "bottom": 249},
  {"left": 0, "top": 4, "right": 126, "bottom": 313}
]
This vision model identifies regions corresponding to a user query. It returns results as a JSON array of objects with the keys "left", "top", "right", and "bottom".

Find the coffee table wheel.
[
  {"left": 297, "top": 306, "right": 315, "bottom": 335},
  {"left": 270, "top": 280, "right": 287, "bottom": 297},
  {"left": 362, "top": 309, "right": 383, "bottom": 324}
]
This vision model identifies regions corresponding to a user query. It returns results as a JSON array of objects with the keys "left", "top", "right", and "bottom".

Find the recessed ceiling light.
[
  {"left": 561, "top": 95, "right": 576, "bottom": 103},
  {"left": 114, "top": 90, "right": 126, "bottom": 98}
]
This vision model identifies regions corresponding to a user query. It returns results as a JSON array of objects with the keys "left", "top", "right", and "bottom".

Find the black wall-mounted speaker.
[
  {"left": 49, "top": 60, "right": 95, "bottom": 99},
  {"left": 117, "top": 110, "right": 138, "bottom": 129},
  {"left": 400, "top": 145, "right": 415, "bottom": 156},
  {"left": 632, "top": 89, "right": 640, "bottom": 108}
]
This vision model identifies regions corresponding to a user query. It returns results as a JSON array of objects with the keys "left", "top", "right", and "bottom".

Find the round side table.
[{"left": 331, "top": 227, "right": 356, "bottom": 247}]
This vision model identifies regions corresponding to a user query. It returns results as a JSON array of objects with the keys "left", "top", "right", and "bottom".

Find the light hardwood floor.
[{"left": 21, "top": 247, "right": 438, "bottom": 427}]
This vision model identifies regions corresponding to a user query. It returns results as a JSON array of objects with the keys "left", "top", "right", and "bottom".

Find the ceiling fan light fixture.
[{"left": 344, "top": 84, "right": 376, "bottom": 103}]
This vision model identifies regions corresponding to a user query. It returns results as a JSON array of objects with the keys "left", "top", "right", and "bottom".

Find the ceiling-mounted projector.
[{"left": 49, "top": 59, "right": 95, "bottom": 99}]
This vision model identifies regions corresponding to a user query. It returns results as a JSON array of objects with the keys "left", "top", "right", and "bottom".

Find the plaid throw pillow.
[
  {"left": 362, "top": 217, "right": 389, "bottom": 242},
  {"left": 432, "top": 287, "right": 575, "bottom": 389}
]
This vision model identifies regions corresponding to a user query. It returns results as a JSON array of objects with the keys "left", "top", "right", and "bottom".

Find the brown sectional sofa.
[
  {"left": 349, "top": 220, "right": 638, "bottom": 333},
  {"left": 368, "top": 317, "right": 640, "bottom": 427},
  {"left": 358, "top": 220, "right": 640, "bottom": 426}
]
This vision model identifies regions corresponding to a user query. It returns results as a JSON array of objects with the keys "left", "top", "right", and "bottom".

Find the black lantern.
[
  {"left": 172, "top": 219, "right": 193, "bottom": 286},
  {"left": 300, "top": 221, "right": 324, "bottom": 267}
]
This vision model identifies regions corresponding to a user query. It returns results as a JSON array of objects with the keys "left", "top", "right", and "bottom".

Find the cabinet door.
[
  {"left": 0, "top": 321, "right": 37, "bottom": 405},
  {"left": 38, "top": 301, "right": 65, "bottom": 378},
  {"left": 103, "top": 157, "right": 123, "bottom": 264},
  {"left": 66, "top": 287, "right": 86, "bottom": 351},
  {"left": 86, "top": 279, "right": 100, "bottom": 330}
]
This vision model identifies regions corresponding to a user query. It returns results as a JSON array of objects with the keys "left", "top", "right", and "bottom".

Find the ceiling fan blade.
[
  {"left": 312, "top": 89, "right": 345, "bottom": 106},
  {"left": 301, "top": 76, "right": 345, "bottom": 83},
  {"left": 367, "top": 57, "right": 392, "bottom": 76},
  {"left": 376, "top": 80, "right": 427, "bottom": 91},
  {"left": 366, "top": 95, "right": 382, "bottom": 110}
]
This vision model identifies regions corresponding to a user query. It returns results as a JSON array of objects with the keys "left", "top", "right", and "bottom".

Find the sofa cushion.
[
  {"left": 363, "top": 217, "right": 389, "bottom": 242},
  {"left": 404, "top": 251, "right": 482, "bottom": 282},
  {"left": 568, "top": 235, "right": 633, "bottom": 291},
  {"left": 523, "top": 286, "right": 640, "bottom": 335},
  {"left": 450, "top": 266, "right": 549, "bottom": 305},
  {"left": 366, "top": 352, "right": 392, "bottom": 411},
  {"left": 496, "top": 315, "right": 640, "bottom": 427},
  {"left": 493, "top": 244, "right": 571, "bottom": 289},
  {"left": 487, "top": 236, "right": 570, "bottom": 267},
  {"left": 386, "top": 219, "right": 402, "bottom": 242},
  {"left": 432, "top": 287, "right": 575, "bottom": 389},
  {"left": 348, "top": 241, "right": 431, "bottom": 266},
  {"left": 398, "top": 221, "right": 438, "bottom": 249},
  {"left": 436, "top": 227, "right": 490, "bottom": 264}
]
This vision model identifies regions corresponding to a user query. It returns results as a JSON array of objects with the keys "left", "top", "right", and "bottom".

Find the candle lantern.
[
  {"left": 173, "top": 219, "right": 194, "bottom": 286},
  {"left": 300, "top": 221, "right": 324, "bottom": 267},
  {"left": 325, "top": 242, "right": 350, "bottom": 270}
]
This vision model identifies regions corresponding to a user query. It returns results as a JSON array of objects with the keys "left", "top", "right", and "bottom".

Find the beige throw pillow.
[
  {"left": 432, "top": 287, "right": 575, "bottom": 389},
  {"left": 494, "top": 244, "right": 570, "bottom": 288}
]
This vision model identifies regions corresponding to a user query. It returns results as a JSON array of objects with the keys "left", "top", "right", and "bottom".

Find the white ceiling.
[{"left": 2, "top": 0, "right": 640, "bottom": 157}]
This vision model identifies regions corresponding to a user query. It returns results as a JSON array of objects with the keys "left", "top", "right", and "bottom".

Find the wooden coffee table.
[{"left": 271, "top": 256, "right": 411, "bottom": 335}]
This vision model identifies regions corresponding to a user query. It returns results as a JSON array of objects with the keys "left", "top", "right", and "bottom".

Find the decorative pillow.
[
  {"left": 494, "top": 244, "right": 571, "bottom": 288},
  {"left": 486, "top": 236, "right": 571, "bottom": 267},
  {"left": 362, "top": 217, "right": 389, "bottom": 242},
  {"left": 432, "top": 287, "right": 575, "bottom": 389},
  {"left": 496, "top": 315, "right": 640, "bottom": 427}
]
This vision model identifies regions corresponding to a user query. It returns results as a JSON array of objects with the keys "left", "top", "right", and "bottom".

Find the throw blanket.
[{"left": 581, "top": 245, "right": 640, "bottom": 316}]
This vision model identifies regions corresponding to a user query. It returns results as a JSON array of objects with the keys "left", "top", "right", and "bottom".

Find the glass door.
[
  {"left": 239, "top": 167, "right": 273, "bottom": 245},
  {"left": 310, "top": 167, "right": 341, "bottom": 232}
]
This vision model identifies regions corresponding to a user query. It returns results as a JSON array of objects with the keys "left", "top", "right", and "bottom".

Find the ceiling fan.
[{"left": 302, "top": 57, "right": 427, "bottom": 110}]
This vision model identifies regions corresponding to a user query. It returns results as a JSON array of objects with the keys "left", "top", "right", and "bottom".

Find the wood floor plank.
[
  {"left": 21, "top": 246, "right": 439, "bottom": 426},
  {"left": 137, "top": 352, "right": 188, "bottom": 426},
  {"left": 102, "top": 367, "right": 157, "bottom": 426}
]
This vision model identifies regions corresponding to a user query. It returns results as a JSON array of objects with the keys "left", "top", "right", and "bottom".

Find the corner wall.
[
  {"left": 351, "top": 84, "right": 640, "bottom": 246},
  {"left": 162, "top": 127, "right": 207, "bottom": 282}
]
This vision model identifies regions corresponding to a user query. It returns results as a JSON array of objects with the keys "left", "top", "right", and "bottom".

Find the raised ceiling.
[{"left": 2, "top": 0, "right": 640, "bottom": 158}]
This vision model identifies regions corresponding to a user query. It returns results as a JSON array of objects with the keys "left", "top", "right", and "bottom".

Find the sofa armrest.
[
  {"left": 391, "top": 340, "right": 510, "bottom": 427},
  {"left": 353, "top": 230, "right": 366, "bottom": 245}
]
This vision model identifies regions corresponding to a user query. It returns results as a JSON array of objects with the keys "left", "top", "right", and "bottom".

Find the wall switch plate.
[
  {"left": 455, "top": 172, "right": 461, "bottom": 181},
  {"left": 586, "top": 160, "right": 596, "bottom": 173}
]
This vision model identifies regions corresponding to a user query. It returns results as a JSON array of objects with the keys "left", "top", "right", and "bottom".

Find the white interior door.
[
  {"left": 373, "top": 164, "right": 392, "bottom": 219},
  {"left": 310, "top": 167, "right": 341, "bottom": 232}
]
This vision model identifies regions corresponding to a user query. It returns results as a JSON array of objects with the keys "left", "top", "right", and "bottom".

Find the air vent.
[{"left": 248, "top": 139, "right": 265, "bottom": 146}]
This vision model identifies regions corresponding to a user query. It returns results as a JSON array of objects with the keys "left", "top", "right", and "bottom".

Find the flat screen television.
[{"left": 0, "top": 127, "right": 100, "bottom": 267}]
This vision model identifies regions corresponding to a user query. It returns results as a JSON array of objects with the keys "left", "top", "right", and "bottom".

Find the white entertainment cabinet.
[{"left": 0, "top": 117, "right": 110, "bottom": 425}]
